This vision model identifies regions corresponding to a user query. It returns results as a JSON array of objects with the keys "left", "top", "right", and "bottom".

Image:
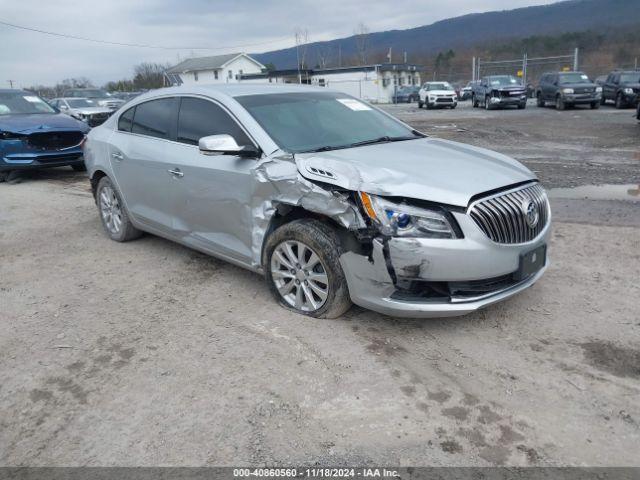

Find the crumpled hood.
[
  {"left": 70, "top": 107, "right": 112, "bottom": 115},
  {"left": 0, "top": 113, "right": 88, "bottom": 134},
  {"left": 491, "top": 85, "right": 525, "bottom": 92},
  {"left": 295, "top": 137, "right": 536, "bottom": 207}
]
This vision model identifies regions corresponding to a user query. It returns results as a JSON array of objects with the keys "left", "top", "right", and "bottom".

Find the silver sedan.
[{"left": 84, "top": 84, "right": 550, "bottom": 318}]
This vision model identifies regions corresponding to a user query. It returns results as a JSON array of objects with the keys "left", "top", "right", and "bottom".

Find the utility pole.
[{"left": 573, "top": 47, "right": 579, "bottom": 71}]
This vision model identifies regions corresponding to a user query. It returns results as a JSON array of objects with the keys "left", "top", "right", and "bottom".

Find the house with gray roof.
[{"left": 164, "top": 53, "right": 265, "bottom": 86}]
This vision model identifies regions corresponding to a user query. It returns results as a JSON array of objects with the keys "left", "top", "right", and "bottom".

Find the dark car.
[
  {"left": 63, "top": 88, "right": 125, "bottom": 111},
  {"left": 0, "top": 89, "right": 89, "bottom": 179},
  {"left": 536, "top": 71, "right": 601, "bottom": 110},
  {"left": 392, "top": 86, "right": 420, "bottom": 103},
  {"left": 472, "top": 75, "right": 527, "bottom": 110},
  {"left": 601, "top": 71, "right": 640, "bottom": 108}
]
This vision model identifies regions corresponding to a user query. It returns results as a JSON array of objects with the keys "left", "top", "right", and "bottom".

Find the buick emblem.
[{"left": 522, "top": 199, "right": 539, "bottom": 228}]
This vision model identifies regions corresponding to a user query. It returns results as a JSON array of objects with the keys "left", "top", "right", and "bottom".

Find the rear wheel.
[
  {"left": 96, "top": 176, "right": 143, "bottom": 242},
  {"left": 264, "top": 219, "right": 352, "bottom": 319}
]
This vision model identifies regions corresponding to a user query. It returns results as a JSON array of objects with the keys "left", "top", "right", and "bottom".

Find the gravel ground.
[{"left": 0, "top": 102, "right": 639, "bottom": 467}]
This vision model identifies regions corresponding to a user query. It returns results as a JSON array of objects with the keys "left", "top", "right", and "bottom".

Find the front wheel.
[
  {"left": 536, "top": 93, "right": 545, "bottom": 107},
  {"left": 71, "top": 162, "right": 87, "bottom": 172},
  {"left": 418, "top": 100, "right": 423, "bottom": 108},
  {"left": 264, "top": 219, "right": 352, "bottom": 319},
  {"left": 615, "top": 93, "right": 624, "bottom": 109},
  {"left": 96, "top": 176, "right": 143, "bottom": 242},
  {"left": 485, "top": 97, "right": 492, "bottom": 110},
  {"left": 556, "top": 95, "right": 565, "bottom": 111},
  {"left": 518, "top": 102, "right": 526, "bottom": 109},
  {"left": 590, "top": 101, "right": 600, "bottom": 110},
  {"left": 472, "top": 95, "right": 478, "bottom": 108}
]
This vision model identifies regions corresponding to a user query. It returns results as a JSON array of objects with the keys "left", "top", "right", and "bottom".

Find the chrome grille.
[{"left": 468, "top": 183, "right": 549, "bottom": 244}]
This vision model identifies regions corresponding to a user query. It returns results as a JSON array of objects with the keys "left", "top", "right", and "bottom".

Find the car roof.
[{"left": 0, "top": 89, "right": 29, "bottom": 94}]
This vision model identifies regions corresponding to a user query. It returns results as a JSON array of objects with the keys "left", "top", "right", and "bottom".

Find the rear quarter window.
[{"left": 118, "top": 106, "right": 135, "bottom": 132}]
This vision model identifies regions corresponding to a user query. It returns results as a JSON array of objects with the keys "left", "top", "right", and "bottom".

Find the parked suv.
[
  {"left": 392, "top": 86, "right": 420, "bottom": 103},
  {"left": 472, "top": 75, "right": 527, "bottom": 110},
  {"left": 85, "top": 85, "right": 550, "bottom": 319},
  {"left": 536, "top": 72, "right": 601, "bottom": 110},
  {"left": 601, "top": 71, "right": 640, "bottom": 108},
  {"left": 418, "top": 82, "right": 458, "bottom": 109}
]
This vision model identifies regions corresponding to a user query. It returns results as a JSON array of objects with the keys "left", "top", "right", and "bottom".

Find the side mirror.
[
  {"left": 60, "top": 105, "right": 68, "bottom": 110},
  {"left": 198, "top": 134, "right": 260, "bottom": 158}
]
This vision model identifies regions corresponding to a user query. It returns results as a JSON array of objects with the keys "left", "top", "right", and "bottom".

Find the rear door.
[
  {"left": 170, "top": 96, "right": 260, "bottom": 264},
  {"left": 108, "top": 97, "right": 179, "bottom": 234},
  {"left": 604, "top": 74, "right": 615, "bottom": 100}
]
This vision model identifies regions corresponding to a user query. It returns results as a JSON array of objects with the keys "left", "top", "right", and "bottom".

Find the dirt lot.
[{"left": 1, "top": 101, "right": 639, "bottom": 466}]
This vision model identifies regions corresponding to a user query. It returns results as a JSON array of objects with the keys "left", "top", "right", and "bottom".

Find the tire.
[
  {"left": 96, "top": 176, "right": 143, "bottom": 242},
  {"left": 0, "top": 171, "right": 7, "bottom": 183},
  {"left": 518, "top": 102, "right": 526, "bottom": 109},
  {"left": 450, "top": 104, "right": 457, "bottom": 109},
  {"left": 418, "top": 100, "right": 423, "bottom": 108},
  {"left": 484, "top": 97, "right": 492, "bottom": 110},
  {"left": 71, "top": 162, "right": 87, "bottom": 172},
  {"left": 590, "top": 101, "right": 600, "bottom": 110},
  {"left": 600, "top": 95, "right": 606, "bottom": 105},
  {"left": 264, "top": 219, "right": 352, "bottom": 319},
  {"left": 472, "top": 95, "right": 478, "bottom": 108},
  {"left": 556, "top": 95, "right": 565, "bottom": 111},
  {"left": 615, "top": 93, "right": 624, "bottom": 109},
  {"left": 536, "top": 93, "right": 545, "bottom": 107},
  {"left": 426, "top": 102, "right": 433, "bottom": 110}
]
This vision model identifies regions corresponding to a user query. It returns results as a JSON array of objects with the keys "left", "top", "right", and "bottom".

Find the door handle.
[
  {"left": 168, "top": 168, "right": 184, "bottom": 178},
  {"left": 111, "top": 152, "right": 124, "bottom": 161}
]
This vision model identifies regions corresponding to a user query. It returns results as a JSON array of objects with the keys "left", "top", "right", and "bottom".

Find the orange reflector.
[{"left": 359, "top": 192, "right": 377, "bottom": 219}]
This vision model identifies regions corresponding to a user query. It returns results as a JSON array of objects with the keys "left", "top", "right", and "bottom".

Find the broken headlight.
[{"left": 359, "top": 192, "right": 458, "bottom": 239}]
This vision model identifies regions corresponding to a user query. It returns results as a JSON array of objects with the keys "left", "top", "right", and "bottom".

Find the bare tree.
[
  {"left": 294, "top": 28, "right": 310, "bottom": 83},
  {"left": 354, "top": 23, "right": 370, "bottom": 65},
  {"left": 316, "top": 44, "right": 330, "bottom": 69},
  {"left": 133, "top": 62, "right": 171, "bottom": 90}
]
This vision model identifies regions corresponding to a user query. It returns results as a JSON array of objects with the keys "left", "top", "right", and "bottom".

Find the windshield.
[
  {"left": 73, "top": 89, "right": 109, "bottom": 98},
  {"left": 558, "top": 73, "right": 590, "bottom": 84},
  {"left": 426, "top": 83, "right": 453, "bottom": 91},
  {"left": 620, "top": 73, "right": 640, "bottom": 83},
  {"left": 488, "top": 76, "right": 520, "bottom": 86},
  {"left": 236, "top": 92, "right": 419, "bottom": 153},
  {"left": 67, "top": 99, "right": 95, "bottom": 108},
  {"left": 0, "top": 92, "right": 56, "bottom": 115}
]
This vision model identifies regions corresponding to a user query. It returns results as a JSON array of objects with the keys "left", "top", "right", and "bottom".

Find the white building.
[
  {"left": 240, "top": 64, "right": 423, "bottom": 103},
  {"left": 165, "top": 53, "right": 265, "bottom": 86}
]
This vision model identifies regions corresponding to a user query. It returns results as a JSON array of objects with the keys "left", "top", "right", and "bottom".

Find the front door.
[{"left": 169, "top": 96, "right": 260, "bottom": 265}]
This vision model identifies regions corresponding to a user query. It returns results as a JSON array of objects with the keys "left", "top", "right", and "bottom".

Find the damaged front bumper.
[{"left": 340, "top": 212, "right": 550, "bottom": 318}]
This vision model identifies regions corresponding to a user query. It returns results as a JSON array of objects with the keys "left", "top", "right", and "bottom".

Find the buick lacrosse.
[{"left": 85, "top": 84, "right": 550, "bottom": 318}]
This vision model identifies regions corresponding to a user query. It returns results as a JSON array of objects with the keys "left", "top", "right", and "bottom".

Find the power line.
[{"left": 0, "top": 19, "right": 292, "bottom": 51}]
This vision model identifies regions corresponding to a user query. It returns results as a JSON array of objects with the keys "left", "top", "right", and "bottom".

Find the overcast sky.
[{"left": 0, "top": 0, "right": 558, "bottom": 88}]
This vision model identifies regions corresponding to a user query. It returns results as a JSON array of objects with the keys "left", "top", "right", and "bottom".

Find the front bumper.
[
  {"left": 340, "top": 212, "right": 550, "bottom": 318},
  {"left": 490, "top": 94, "right": 527, "bottom": 106},
  {"left": 563, "top": 93, "right": 600, "bottom": 105},
  {"left": 428, "top": 97, "right": 457, "bottom": 106},
  {"left": 1, "top": 149, "right": 84, "bottom": 171}
]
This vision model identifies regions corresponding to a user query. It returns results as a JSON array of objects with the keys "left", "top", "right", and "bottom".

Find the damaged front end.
[{"left": 250, "top": 150, "right": 549, "bottom": 319}]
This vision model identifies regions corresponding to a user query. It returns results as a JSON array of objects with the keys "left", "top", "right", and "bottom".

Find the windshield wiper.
[{"left": 301, "top": 134, "right": 422, "bottom": 154}]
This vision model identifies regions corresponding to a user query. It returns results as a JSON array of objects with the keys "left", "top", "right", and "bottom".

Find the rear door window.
[
  {"left": 131, "top": 98, "right": 174, "bottom": 140},
  {"left": 176, "top": 97, "right": 251, "bottom": 147}
]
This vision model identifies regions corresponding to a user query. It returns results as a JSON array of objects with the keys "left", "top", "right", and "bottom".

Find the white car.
[
  {"left": 50, "top": 98, "right": 113, "bottom": 127},
  {"left": 418, "top": 82, "right": 458, "bottom": 109}
]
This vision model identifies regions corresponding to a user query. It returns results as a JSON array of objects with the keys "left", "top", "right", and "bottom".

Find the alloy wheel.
[
  {"left": 270, "top": 240, "right": 329, "bottom": 312},
  {"left": 99, "top": 185, "right": 123, "bottom": 235}
]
